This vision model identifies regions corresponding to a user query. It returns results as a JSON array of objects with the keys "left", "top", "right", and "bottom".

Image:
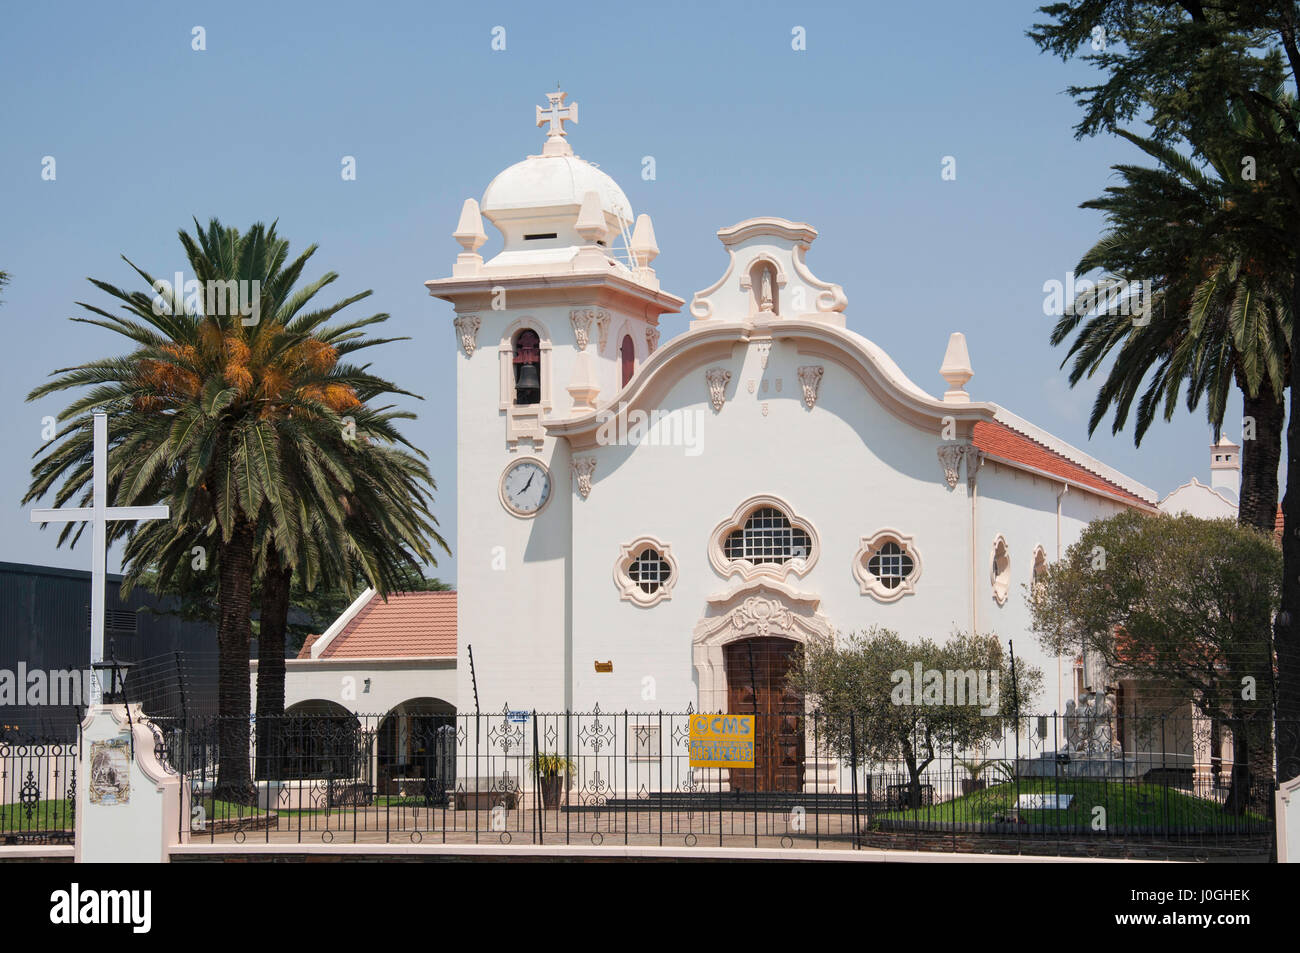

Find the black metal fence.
[
  {"left": 159, "top": 707, "right": 1288, "bottom": 858},
  {"left": 0, "top": 736, "right": 77, "bottom": 845}
]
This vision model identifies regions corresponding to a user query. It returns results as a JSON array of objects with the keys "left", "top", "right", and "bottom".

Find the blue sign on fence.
[{"left": 507, "top": 710, "right": 529, "bottom": 724}]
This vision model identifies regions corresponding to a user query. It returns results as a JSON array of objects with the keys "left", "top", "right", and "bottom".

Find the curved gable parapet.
[
  {"left": 690, "top": 217, "right": 847, "bottom": 323},
  {"left": 544, "top": 316, "right": 999, "bottom": 450}
]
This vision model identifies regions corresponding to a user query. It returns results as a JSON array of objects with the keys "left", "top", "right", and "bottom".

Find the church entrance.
[{"left": 723, "top": 637, "right": 804, "bottom": 792}]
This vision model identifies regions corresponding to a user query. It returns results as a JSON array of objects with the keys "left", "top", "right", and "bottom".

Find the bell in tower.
[{"left": 513, "top": 329, "right": 542, "bottom": 405}]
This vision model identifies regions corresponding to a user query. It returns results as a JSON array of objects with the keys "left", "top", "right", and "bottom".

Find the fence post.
[
  {"left": 532, "top": 710, "right": 541, "bottom": 846},
  {"left": 849, "top": 711, "right": 860, "bottom": 850},
  {"left": 75, "top": 704, "right": 185, "bottom": 863}
]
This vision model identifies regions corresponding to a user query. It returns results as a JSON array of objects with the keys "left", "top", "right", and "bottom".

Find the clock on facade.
[{"left": 499, "top": 458, "right": 552, "bottom": 517}]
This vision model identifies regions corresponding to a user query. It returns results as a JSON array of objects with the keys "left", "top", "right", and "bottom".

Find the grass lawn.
[
  {"left": 878, "top": 778, "right": 1266, "bottom": 829},
  {"left": 0, "top": 798, "right": 73, "bottom": 832},
  {"left": 192, "top": 796, "right": 267, "bottom": 819}
]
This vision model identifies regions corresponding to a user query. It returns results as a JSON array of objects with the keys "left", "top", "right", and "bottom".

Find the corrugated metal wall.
[{"left": 0, "top": 561, "right": 217, "bottom": 739}]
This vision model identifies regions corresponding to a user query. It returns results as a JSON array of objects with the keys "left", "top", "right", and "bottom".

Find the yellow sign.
[{"left": 688, "top": 714, "right": 755, "bottom": 768}]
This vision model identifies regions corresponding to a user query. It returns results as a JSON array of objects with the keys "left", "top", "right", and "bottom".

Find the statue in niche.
[{"left": 759, "top": 267, "right": 775, "bottom": 314}]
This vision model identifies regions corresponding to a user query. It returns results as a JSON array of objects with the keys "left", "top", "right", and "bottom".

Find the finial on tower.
[
  {"left": 537, "top": 90, "right": 578, "bottom": 156},
  {"left": 940, "top": 332, "right": 973, "bottom": 403},
  {"left": 452, "top": 198, "right": 488, "bottom": 276}
]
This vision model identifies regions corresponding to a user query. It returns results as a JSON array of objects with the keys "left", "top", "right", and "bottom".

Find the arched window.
[
  {"left": 724, "top": 507, "right": 810, "bottom": 566},
  {"left": 615, "top": 537, "right": 678, "bottom": 607},
  {"left": 853, "top": 530, "right": 922, "bottom": 602},
  {"left": 512, "top": 329, "right": 541, "bottom": 405},
  {"left": 620, "top": 334, "right": 635, "bottom": 388},
  {"left": 1031, "top": 546, "right": 1049, "bottom": 603},
  {"left": 991, "top": 536, "right": 1011, "bottom": 606},
  {"left": 709, "top": 496, "right": 819, "bottom": 581}
]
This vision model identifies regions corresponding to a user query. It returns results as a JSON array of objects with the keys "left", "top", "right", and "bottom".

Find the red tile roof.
[
  {"left": 971, "top": 420, "right": 1151, "bottom": 508},
  {"left": 318, "top": 591, "right": 457, "bottom": 659},
  {"left": 297, "top": 633, "right": 321, "bottom": 660}
]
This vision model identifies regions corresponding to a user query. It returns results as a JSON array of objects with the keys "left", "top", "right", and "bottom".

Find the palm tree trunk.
[
  {"left": 1238, "top": 389, "right": 1283, "bottom": 534},
  {"left": 254, "top": 552, "right": 292, "bottom": 782},
  {"left": 1236, "top": 388, "right": 1281, "bottom": 798},
  {"left": 215, "top": 518, "right": 256, "bottom": 805},
  {"left": 1278, "top": 256, "right": 1300, "bottom": 786}
]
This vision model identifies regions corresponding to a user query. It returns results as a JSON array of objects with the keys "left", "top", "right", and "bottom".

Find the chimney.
[{"left": 1210, "top": 434, "right": 1240, "bottom": 497}]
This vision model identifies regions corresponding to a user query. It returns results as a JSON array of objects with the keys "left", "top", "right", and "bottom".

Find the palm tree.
[
  {"left": 1051, "top": 121, "right": 1290, "bottom": 807},
  {"left": 1050, "top": 124, "right": 1292, "bottom": 533},
  {"left": 25, "top": 218, "right": 444, "bottom": 802}
]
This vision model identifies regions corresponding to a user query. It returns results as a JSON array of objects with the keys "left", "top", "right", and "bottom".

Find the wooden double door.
[{"left": 724, "top": 637, "right": 805, "bottom": 792}]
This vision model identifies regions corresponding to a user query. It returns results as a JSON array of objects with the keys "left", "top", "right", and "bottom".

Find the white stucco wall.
[
  {"left": 251, "top": 658, "right": 456, "bottom": 719},
  {"left": 1158, "top": 479, "right": 1238, "bottom": 520},
  {"left": 564, "top": 337, "right": 1131, "bottom": 719}
]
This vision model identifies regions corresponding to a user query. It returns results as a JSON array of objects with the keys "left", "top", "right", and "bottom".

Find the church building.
[
  {"left": 422, "top": 90, "right": 1158, "bottom": 741},
  {"left": 266, "top": 91, "right": 1175, "bottom": 795}
]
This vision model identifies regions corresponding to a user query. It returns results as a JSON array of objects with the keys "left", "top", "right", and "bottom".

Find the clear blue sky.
[{"left": 0, "top": 0, "right": 1262, "bottom": 586}]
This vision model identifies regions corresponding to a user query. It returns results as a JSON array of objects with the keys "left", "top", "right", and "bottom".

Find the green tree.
[
  {"left": 1028, "top": 511, "right": 1279, "bottom": 812},
  {"left": 1051, "top": 123, "right": 1291, "bottom": 533},
  {"left": 789, "top": 629, "right": 1041, "bottom": 809},
  {"left": 24, "top": 219, "right": 445, "bottom": 802},
  {"left": 1030, "top": 0, "right": 1300, "bottom": 782}
]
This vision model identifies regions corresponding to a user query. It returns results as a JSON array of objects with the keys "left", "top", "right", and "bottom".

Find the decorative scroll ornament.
[
  {"left": 570, "top": 310, "right": 594, "bottom": 350},
  {"left": 645, "top": 325, "right": 660, "bottom": 353},
  {"left": 705, "top": 367, "right": 732, "bottom": 412},
  {"left": 454, "top": 314, "right": 481, "bottom": 357},
  {"left": 937, "top": 444, "right": 963, "bottom": 489},
  {"left": 594, "top": 310, "right": 611, "bottom": 352},
  {"left": 729, "top": 597, "right": 795, "bottom": 638},
  {"left": 572, "top": 457, "right": 598, "bottom": 499},
  {"left": 797, "top": 365, "right": 824, "bottom": 409},
  {"left": 963, "top": 445, "right": 984, "bottom": 490}
]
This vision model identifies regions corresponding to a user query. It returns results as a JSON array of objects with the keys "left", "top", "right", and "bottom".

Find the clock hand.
[{"left": 521, "top": 472, "right": 535, "bottom": 493}]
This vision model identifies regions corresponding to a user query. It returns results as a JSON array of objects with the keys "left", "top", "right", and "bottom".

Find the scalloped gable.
[{"left": 689, "top": 217, "right": 847, "bottom": 324}]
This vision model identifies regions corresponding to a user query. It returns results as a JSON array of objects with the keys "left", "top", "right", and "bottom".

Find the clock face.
[{"left": 500, "top": 459, "right": 552, "bottom": 517}]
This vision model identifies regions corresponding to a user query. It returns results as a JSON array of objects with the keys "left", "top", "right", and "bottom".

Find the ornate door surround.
[{"left": 690, "top": 580, "right": 837, "bottom": 792}]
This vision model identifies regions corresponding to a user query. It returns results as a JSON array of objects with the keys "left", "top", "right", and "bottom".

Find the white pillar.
[{"left": 75, "top": 705, "right": 185, "bottom": 863}]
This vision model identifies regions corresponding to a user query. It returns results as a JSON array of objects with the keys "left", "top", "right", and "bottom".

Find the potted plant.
[
  {"left": 530, "top": 753, "right": 576, "bottom": 809},
  {"left": 956, "top": 757, "right": 1008, "bottom": 795}
]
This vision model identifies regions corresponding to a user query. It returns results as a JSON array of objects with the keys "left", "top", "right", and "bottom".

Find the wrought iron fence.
[
  {"left": 162, "top": 707, "right": 1287, "bottom": 857},
  {"left": 0, "top": 735, "right": 77, "bottom": 845}
]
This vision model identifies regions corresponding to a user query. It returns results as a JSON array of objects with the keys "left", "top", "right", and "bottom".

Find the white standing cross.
[
  {"left": 30, "top": 412, "right": 170, "bottom": 704},
  {"left": 536, "top": 90, "right": 578, "bottom": 138}
]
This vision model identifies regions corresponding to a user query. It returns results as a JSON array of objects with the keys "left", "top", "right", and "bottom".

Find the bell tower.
[{"left": 425, "top": 90, "right": 683, "bottom": 722}]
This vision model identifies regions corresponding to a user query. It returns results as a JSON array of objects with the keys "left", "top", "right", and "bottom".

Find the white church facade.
[
  {"left": 424, "top": 92, "right": 1158, "bottom": 731},
  {"left": 263, "top": 91, "right": 1196, "bottom": 794}
]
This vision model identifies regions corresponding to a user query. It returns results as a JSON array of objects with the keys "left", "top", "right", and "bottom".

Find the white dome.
[{"left": 482, "top": 153, "right": 633, "bottom": 224}]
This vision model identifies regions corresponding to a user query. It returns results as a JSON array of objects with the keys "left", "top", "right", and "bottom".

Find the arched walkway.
[
  {"left": 376, "top": 697, "right": 456, "bottom": 803},
  {"left": 271, "top": 700, "right": 363, "bottom": 781}
]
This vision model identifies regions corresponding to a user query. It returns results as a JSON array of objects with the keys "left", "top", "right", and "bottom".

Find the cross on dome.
[{"left": 536, "top": 90, "right": 577, "bottom": 138}]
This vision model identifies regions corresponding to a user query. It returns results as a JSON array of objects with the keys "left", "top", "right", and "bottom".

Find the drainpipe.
[
  {"left": 1056, "top": 482, "right": 1069, "bottom": 723},
  {"left": 968, "top": 449, "right": 982, "bottom": 637}
]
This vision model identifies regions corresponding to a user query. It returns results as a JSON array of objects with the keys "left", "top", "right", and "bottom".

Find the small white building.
[
  {"left": 1158, "top": 435, "right": 1241, "bottom": 520},
  {"left": 250, "top": 590, "right": 457, "bottom": 796}
]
